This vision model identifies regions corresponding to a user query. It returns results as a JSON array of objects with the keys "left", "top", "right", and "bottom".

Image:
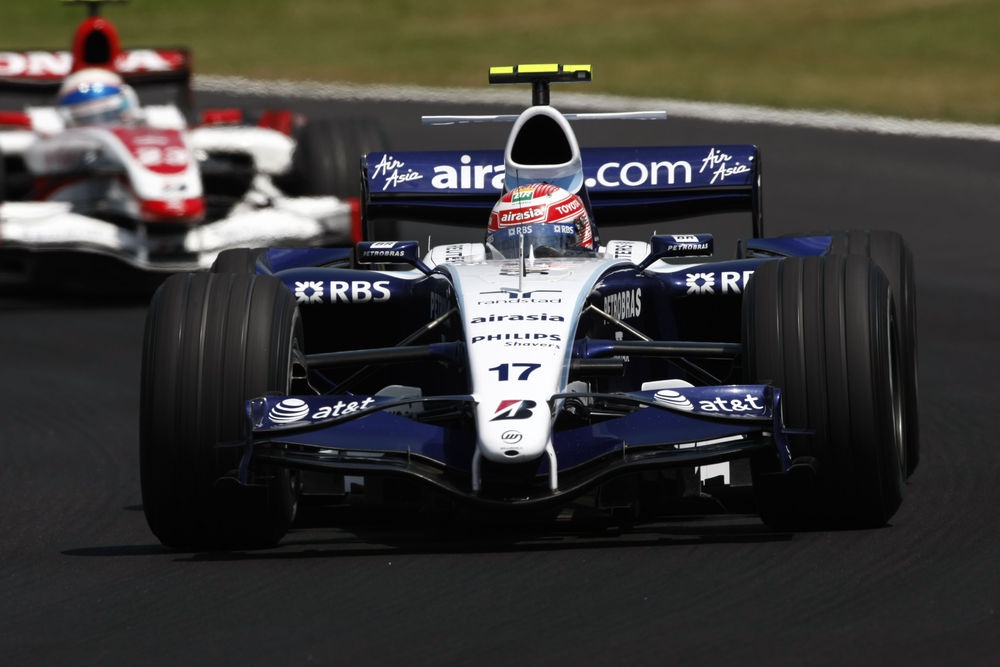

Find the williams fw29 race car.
[
  {"left": 140, "top": 64, "right": 919, "bottom": 549},
  {"left": 0, "top": 1, "right": 385, "bottom": 279}
]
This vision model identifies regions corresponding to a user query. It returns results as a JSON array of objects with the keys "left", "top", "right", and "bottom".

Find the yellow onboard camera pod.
[{"left": 489, "top": 64, "right": 592, "bottom": 105}]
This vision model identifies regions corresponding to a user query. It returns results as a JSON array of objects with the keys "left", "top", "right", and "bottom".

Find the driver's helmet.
[
  {"left": 57, "top": 68, "right": 136, "bottom": 126},
  {"left": 486, "top": 183, "right": 594, "bottom": 258}
]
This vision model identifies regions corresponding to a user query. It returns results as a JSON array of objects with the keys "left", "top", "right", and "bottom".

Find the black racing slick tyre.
[
  {"left": 210, "top": 248, "right": 265, "bottom": 275},
  {"left": 280, "top": 116, "right": 389, "bottom": 200},
  {"left": 824, "top": 230, "right": 919, "bottom": 476},
  {"left": 140, "top": 272, "right": 301, "bottom": 549},
  {"left": 744, "top": 255, "right": 906, "bottom": 529}
]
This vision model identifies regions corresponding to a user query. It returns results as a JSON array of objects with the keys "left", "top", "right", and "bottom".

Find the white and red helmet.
[{"left": 486, "top": 183, "right": 594, "bottom": 258}]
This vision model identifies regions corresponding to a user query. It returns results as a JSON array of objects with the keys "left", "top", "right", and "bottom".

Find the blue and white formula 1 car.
[{"left": 140, "top": 64, "right": 919, "bottom": 549}]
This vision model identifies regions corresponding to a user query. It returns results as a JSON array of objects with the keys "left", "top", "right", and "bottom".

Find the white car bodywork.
[{"left": 0, "top": 104, "right": 355, "bottom": 272}]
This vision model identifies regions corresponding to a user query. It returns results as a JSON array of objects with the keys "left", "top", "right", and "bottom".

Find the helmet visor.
[{"left": 486, "top": 221, "right": 592, "bottom": 259}]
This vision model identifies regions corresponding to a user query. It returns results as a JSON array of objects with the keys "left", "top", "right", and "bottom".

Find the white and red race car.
[{"left": 0, "top": 1, "right": 383, "bottom": 276}]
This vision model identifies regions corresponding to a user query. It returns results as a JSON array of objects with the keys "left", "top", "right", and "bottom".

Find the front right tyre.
[{"left": 140, "top": 272, "right": 301, "bottom": 549}]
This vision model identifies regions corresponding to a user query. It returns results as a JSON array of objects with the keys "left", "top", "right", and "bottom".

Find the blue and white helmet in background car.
[
  {"left": 57, "top": 67, "right": 137, "bottom": 126},
  {"left": 486, "top": 182, "right": 595, "bottom": 258}
]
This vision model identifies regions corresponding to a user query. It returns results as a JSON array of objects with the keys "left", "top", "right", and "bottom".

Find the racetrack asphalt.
[{"left": 1, "top": 90, "right": 999, "bottom": 666}]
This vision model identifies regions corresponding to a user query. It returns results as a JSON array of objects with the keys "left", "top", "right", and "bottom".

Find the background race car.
[
  {"left": 0, "top": 0, "right": 387, "bottom": 281},
  {"left": 139, "top": 64, "right": 919, "bottom": 550}
]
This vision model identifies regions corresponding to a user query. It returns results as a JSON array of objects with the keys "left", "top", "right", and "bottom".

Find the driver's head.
[
  {"left": 486, "top": 183, "right": 594, "bottom": 258},
  {"left": 57, "top": 67, "right": 136, "bottom": 127}
]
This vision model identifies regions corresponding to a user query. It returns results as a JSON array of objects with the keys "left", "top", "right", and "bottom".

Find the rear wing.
[
  {"left": 0, "top": 48, "right": 192, "bottom": 108},
  {"left": 362, "top": 144, "right": 763, "bottom": 239}
]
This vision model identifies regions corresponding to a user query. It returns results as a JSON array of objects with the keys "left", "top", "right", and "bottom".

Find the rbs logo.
[{"left": 294, "top": 280, "right": 391, "bottom": 304}]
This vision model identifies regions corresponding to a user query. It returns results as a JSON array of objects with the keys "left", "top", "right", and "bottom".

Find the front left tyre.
[{"left": 140, "top": 272, "right": 301, "bottom": 549}]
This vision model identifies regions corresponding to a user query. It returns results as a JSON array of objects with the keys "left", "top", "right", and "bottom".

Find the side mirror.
[
  {"left": 638, "top": 233, "right": 714, "bottom": 269},
  {"left": 355, "top": 240, "right": 432, "bottom": 274}
]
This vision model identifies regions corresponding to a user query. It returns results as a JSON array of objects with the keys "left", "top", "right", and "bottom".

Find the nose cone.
[{"left": 475, "top": 397, "right": 551, "bottom": 463}]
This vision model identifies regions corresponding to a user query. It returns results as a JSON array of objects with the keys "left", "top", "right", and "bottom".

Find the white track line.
[{"left": 195, "top": 75, "right": 1000, "bottom": 143}]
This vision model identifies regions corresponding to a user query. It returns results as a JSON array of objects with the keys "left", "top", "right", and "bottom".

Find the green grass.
[{"left": 2, "top": 0, "right": 998, "bottom": 123}]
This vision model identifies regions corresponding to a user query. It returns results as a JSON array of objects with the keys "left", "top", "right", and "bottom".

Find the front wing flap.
[{"left": 242, "top": 385, "right": 792, "bottom": 506}]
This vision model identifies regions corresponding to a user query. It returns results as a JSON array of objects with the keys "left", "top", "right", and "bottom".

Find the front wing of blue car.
[{"left": 238, "top": 384, "right": 792, "bottom": 508}]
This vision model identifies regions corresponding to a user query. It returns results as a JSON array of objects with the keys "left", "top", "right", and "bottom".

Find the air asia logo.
[
  {"left": 490, "top": 400, "right": 536, "bottom": 421},
  {"left": 499, "top": 207, "right": 543, "bottom": 224},
  {"left": 426, "top": 155, "right": 696, "bottom": 192},
  {"left": 372, "top": 154, "right": 423, "bottom": 191},
  {"left": 294, "top": 280, "right": 391, "bottom": 304},
  {"left": 469, "top": 313, "right": 564, "bottom": 324},
  {"left": 699, "top": 147, "right": 752, "bottom": 185}
]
